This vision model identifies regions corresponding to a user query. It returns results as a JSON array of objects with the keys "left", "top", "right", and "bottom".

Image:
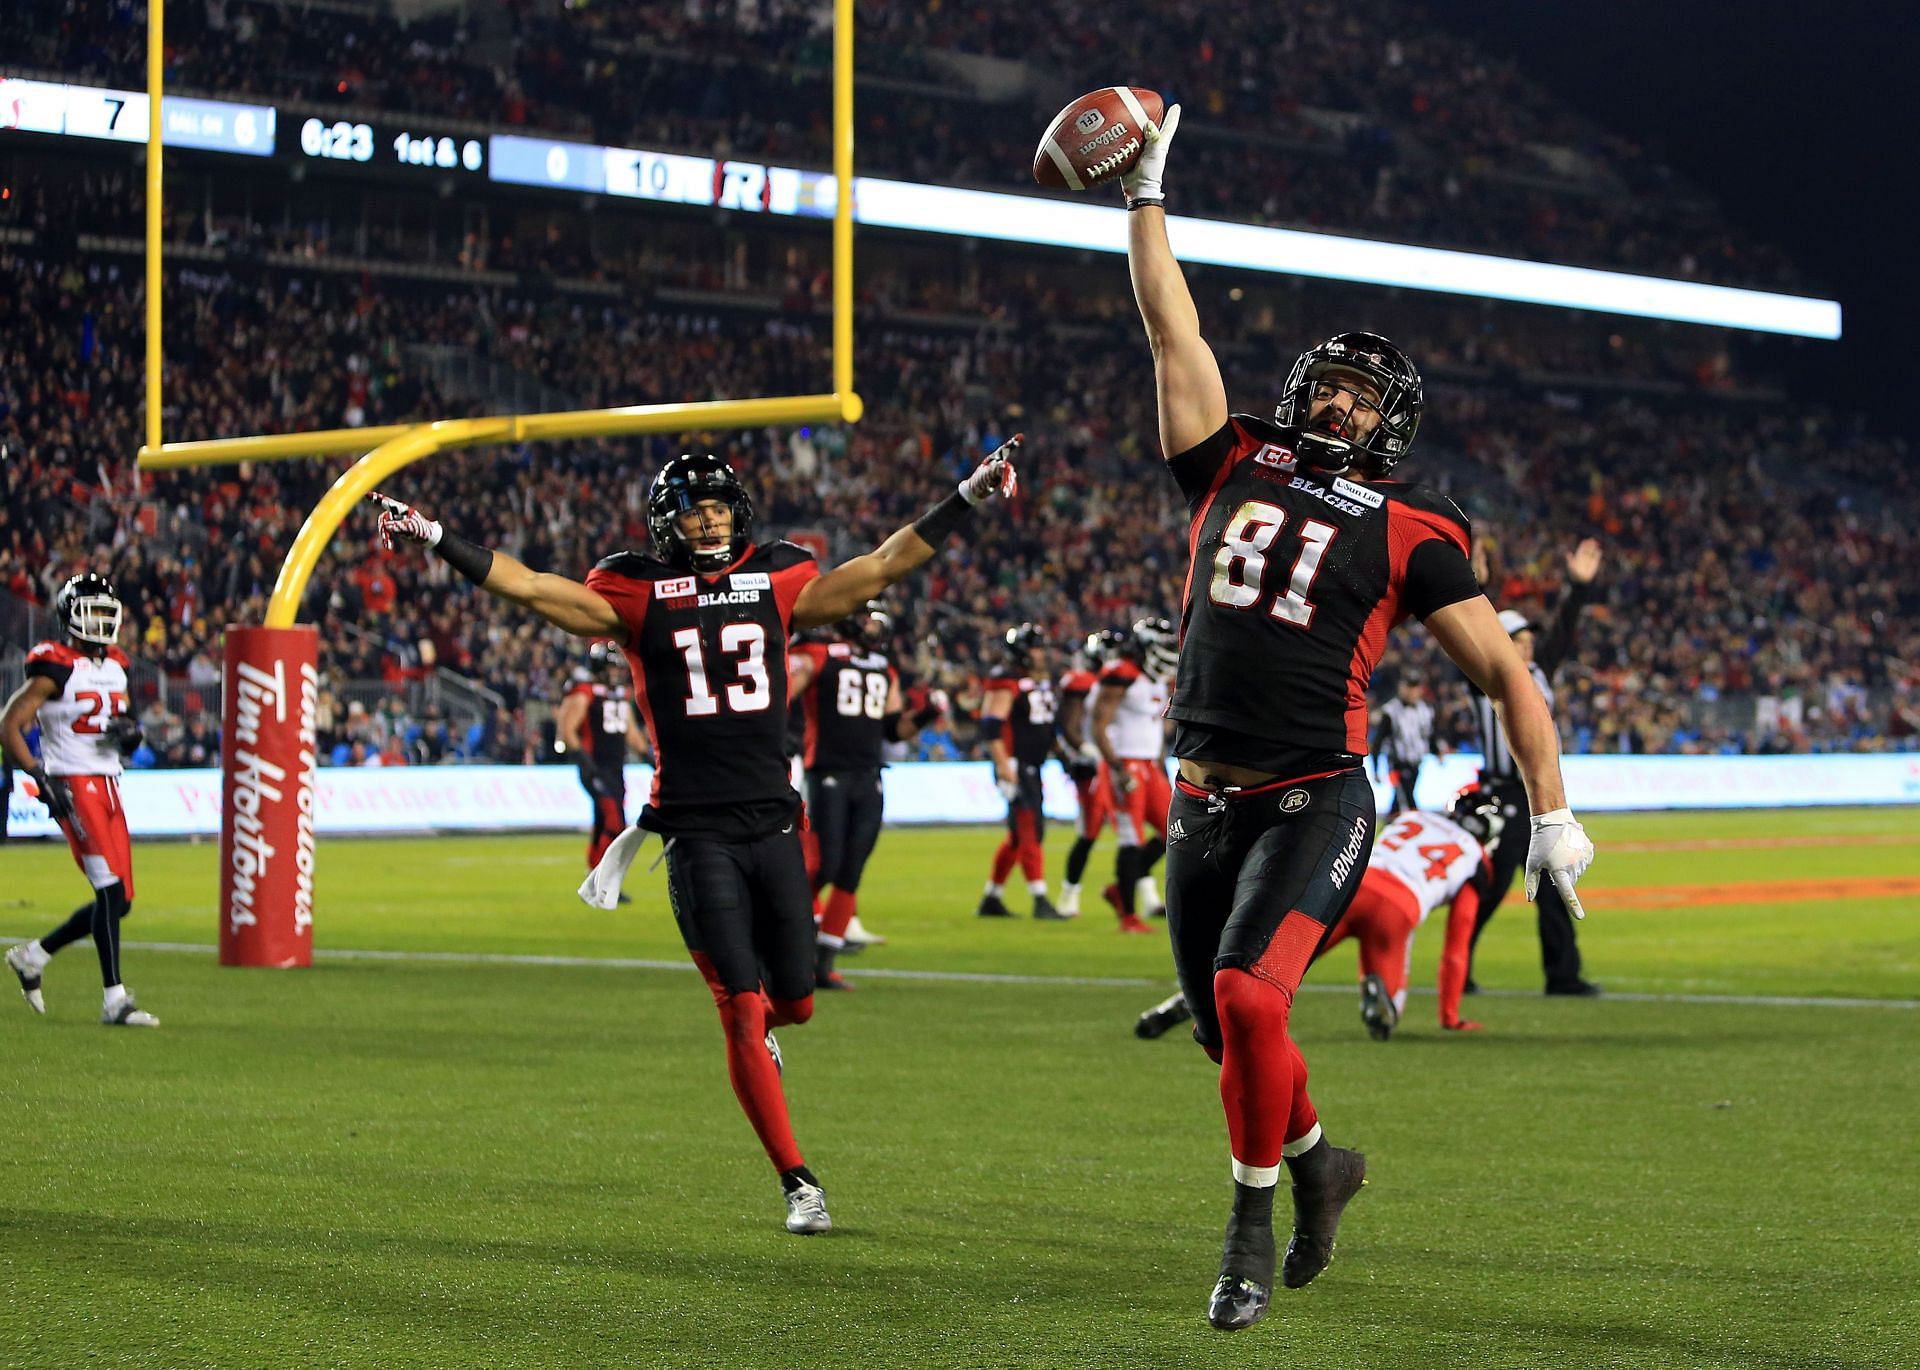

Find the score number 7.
[{"left": 1208, "top": 500, "right": 1338, "bottom": 628}]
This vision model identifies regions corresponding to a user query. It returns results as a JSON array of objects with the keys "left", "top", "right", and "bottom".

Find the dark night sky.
[{"left": 1425, "top": 0, "right": 1916, "bottom": 423}]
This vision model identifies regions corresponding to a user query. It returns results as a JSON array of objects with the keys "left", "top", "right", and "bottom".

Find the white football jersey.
[
  {"left": 1100, "top": 658, "right": 1170, "bottom": 760},
  {"left": 25, "top": 641, "right": 133, "bottom": 777},
  {"left": 1370, "top": 809, "right": 1486, "bottom": 921}
]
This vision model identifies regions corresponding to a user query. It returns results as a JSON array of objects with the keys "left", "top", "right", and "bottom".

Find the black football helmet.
[
  {"left": 588, "top": 640, "right": 621, "bottom": 676},
  {"left": 1003, "top": 622, "right": 1049, "bottom": 666},
  {"left": 1277, "top": 331, "right": 1423, "bottom": 478},
  {"left": 849, "top": 600, "right": 892, "bottom": 650},
  {"left": 647, "top": 453, "right": 754, "bottom": 572},
  {"left": 1129, "top": 616, "right": 1179, "bottom": 678},
  {"left": 1082, "top": 627, "right": 1127, "bottom": 669},
  {"left": 1449, "top": 786, "right": 1507, "bottom": 851},
  {"left": 55, "top": 572, "right": 123, "bottom": 649}
]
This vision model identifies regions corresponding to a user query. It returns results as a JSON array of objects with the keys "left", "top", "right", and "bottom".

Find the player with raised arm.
[
  {"left": 788, "top": 601, "right": 948, "bottom": 989},
  {"left": 1054, "top": 628, "right": 1125, "bottom": 917},
  {"left": 1090, "top": 617, "right": 1178, "bottom": 931},
  {"left": 373, "top": 438, "right": 1020, "bottom": 1234},
  {"left": 1120, "top": 105, "right": 1595, "bottom": 1330},
  {"left": 555, "top": 641, "right": 652, "bottom": 884},
  {"left": 1322, "top": 788, "right": 1505, "bottom": 1038},
  {"left": 975, "top": 624, "right": 1068, "bottom": 922},
  {"left": 4, "top": 574, "right": 159, "bottom": 1027}
]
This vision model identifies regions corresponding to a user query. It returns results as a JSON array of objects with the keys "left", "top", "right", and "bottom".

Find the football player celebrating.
[
  {"left": 1122, "top": 108, "right": 1594, "bottom": 1330},
  {"left": 555, "top": 641, "right": 651, "bottom": 881},
  {"left": 975, "top": 623, "right": 1068, "bottom": 922},
  {"left": 4, "top": 574, "right": 159, "bottom": 1027},
  {"left": 1054, "top": 628, "right": 1126, "bottom": 916},
  {"left": 1321, "top": 788, "right": 1505, "bottom": 1038},
  {"left": 788, "top": 601, "right": 946, "bottom": 989},
  {"left": 1090, "top": 617, "right": 1178, "bottom": 932},
  {"left": 374, "top": 438, "right": 1019, "bottom": 1235}
]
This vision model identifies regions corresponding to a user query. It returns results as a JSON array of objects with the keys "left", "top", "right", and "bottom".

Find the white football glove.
[
  {"left": 959, "top": 434, "right": 1021, "bottom": 505},
  {"left": 370, "top": 492, "right": 442, "bottom": 551},
  {"left": 1122, "top": 103, "right": 1182, "bottom": 207},
  {"left": 1525, "top": 808, "right": 1596, "bottom": 919},
  {"left": 927, "top": 688, "right": 952, "bottom": 717},
  {"left": 996, "top": 776, "right": 1021, "bottom": 802}
]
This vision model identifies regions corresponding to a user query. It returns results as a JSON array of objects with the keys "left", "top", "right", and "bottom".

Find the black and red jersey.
[
  {"left": 567, "top": 681, "right": 634, "bottom": 770},
  {"left": 1168, "top": 415, "right": 1479, "bottom": 756},
  {"left": 1058, "top": 667, "right": 1098, "bottom": 701},
  {"left": 586, "top": 541, "right": 818, "bottom": 832},
  {"left": 791, "top": 640, "right": 899, "bottom": 771},
  {"left": 983, "top": 675, "right": 1059, "bottom": 767}
]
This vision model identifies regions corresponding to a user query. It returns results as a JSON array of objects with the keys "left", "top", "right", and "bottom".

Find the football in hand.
[{"left": 1032, "top": 87, "right": 1165, "bottom": 192}]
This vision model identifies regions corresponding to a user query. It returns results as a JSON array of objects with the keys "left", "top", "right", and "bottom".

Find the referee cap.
[{"left": 1497, "top": 609, "right": 1532, "bottom": 636}]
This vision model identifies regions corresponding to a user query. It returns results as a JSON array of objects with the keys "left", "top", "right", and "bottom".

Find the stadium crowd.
[
  {"left": 6, "top": 227, "right": 1917, "bottom": 768},
  {"left": 10, "top": 0, "right": 1803, "bottom": 289}
]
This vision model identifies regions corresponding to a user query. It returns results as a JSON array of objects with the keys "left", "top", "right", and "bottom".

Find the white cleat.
[
  {"left": 103, "top": 998, "right": 160, "bottom": 1028},
  {"left": 6, "top": 945, "right": 46, "bottom": 1014},
  {"left": 784, "top": 1181, "right": 832, "bottom": 1235},
  {"left": 764, "top": 1029, "right": 783, "bottom": 1078},
  {"left": 843, "top": 915, "right": 887, "bottom": 948}
]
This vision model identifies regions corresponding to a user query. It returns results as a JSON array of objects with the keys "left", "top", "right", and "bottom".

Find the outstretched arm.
[
  {"left": 793, "top": 436, "right": 1022, "bottom": 627},
  {"left": 373, "top": 494, "right": 623, "bottom": 641}
]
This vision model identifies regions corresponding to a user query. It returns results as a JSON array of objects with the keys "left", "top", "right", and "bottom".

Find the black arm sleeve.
[
  {"left": 1404, "top": 539, "right": 1484, "bottom": 622},
  {"left": 434, "top": 529, "right": 496, "bottom": 587},
  {"left": 1532, "top": 581, "right": 1592, "bottom": 681},
  {"left": 1165, "top": 420, "right": 1239, "bottom": 508}
]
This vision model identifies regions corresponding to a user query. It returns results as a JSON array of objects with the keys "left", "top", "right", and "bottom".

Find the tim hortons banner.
[{"left": 218, "top": 627, "right": 319, "bottom": 968}]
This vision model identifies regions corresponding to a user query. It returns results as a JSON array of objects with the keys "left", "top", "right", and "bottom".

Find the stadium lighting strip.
[{"left": 3, "top": 78, "right": 1841, "bottom": 338}]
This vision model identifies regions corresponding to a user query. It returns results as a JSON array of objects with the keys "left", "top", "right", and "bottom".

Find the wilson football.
[{"left": 1032, "top": 87, "right": 1166, "bottom": 192}]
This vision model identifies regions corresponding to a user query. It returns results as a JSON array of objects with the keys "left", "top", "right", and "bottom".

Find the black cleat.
[
  {"left": 1545, "top": 977, "right": 1603, "bottom": 997},
  {"left": 1135, "top": 991, "right": 1193, "bottom": 1040},
  {"left": 1032, "top": 895, "right": 1074, "bottom": 921},
  {"left": 1282, "top": 1144, "right": 1367, "bottom": 1288},
  {"left": 1462, "top": 975, "right": 1480, "bottom": 996},
  {"left": 975, "top": 894, "right": 1014, "bottom": 918},
  {"left": 1208, "top": 1184, "right": 1276, "bottom": 1331},
  {"left": 1359, "top": 973, "right": 1399, "bottom": 1041}
]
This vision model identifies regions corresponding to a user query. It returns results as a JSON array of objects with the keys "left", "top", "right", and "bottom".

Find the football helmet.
[
  {"left": 1130, "top": 616, "right": 1179, "bottom": 678},
  {"left": 55, "top": 572, "right": 123, "bottom": 648},
  {"left": 849, "top": 600, "right": 892, "bottom": 650},
  {"left": 1082, "top": 627, "right": 1127, "bottom": 669},
  {"left": 1448, "top": 786, "right": 1507, "bottom": 851},
  {"left": 647, "top": 453, "right": 754, "bottom": 572},
  {"left": 587, "top": 640, "right": 621, "bottom": 678},
  {"left": 1003, "top": 622, "right": 1049, "bottom": 666},
  {"left": 1276, "top": 331, "right": 1423, "bottom": 478}
]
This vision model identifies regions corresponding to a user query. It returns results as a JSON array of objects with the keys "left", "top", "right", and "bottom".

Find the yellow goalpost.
[{"left": 135, "top": 0, "right": 863, "bottom": 630}]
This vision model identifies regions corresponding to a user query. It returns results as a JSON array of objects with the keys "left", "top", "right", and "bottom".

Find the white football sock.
[
  {"left": 984, "top": 881, "right": 1004, "bottom": 898},
  {"left": 1027, "top": 879, "right": 1048, "bottom": 897},
  {"left": 19, "top": 940, "right": 50, "bottom": 972},
  {"left": 103, "top": 983, "right": 129, "bottom": 1011},
  {"left": 1231, "top": 1158, "right": 1281, "bottom": 1188}
]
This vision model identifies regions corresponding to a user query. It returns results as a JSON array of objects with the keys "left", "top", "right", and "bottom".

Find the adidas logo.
[{"left": 1168, "top": 818, "right": 1188, "bottom": 841}]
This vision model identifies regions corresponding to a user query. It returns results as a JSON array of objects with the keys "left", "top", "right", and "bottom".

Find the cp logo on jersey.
[{"left": 1253, "top": 444, "right": 1297, "bottom": 473}]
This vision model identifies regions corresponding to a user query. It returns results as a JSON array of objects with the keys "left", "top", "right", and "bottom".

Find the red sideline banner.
[{"left": 219, "top": 626, "right": 319, "bottom": 968}]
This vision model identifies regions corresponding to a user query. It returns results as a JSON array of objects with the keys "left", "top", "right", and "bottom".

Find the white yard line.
[{"left": 8, "top": 937, "right": 1915, "bottom": 1009}]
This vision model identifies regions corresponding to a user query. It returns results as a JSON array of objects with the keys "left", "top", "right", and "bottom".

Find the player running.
[
  {"left": 374, "top": 439, "right": 1020, "bottom": 1235},
  {"left": 1054, "top": 628, "right": 1125, "bottom": 917},
  {"left": 556, "top": 641, "right": 651, "bottom": 882},
  {"left": 4, "top": 573, "right": 159, "bottom": 1027},
  {"left": 1122, "top": 107, "right": 1595, "bottom": 1330},
  {"left": 1090, "top": 617, "right": 1178, "bottom": 932},
  {"left": 1321, "top": 788, "right": 1505, "bottom": 1038},
  {"left": 975, "top": 624, "right": 1068, "bottom": 922},
  {"left": 789, "top": 601, "right": 947, "bottom": 988}
]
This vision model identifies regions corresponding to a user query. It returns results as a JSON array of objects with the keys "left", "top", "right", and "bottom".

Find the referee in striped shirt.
[
  {"left": 1372, "top": 673, "right": 1436, "bottom": 815},
  {"left": 1466, "top": 538, "right": 1602, "bottom": 996}
]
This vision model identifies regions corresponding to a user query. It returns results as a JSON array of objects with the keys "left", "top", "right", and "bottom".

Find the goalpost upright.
[{"left": 136, "top": 0, "right": 863, "bottom": 965}]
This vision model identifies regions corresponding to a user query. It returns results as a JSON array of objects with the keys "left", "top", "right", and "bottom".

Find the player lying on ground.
[
  {"left": 374, "top": 438, "right": 1020, "bottom": 1235},
  {"left": 1121, "top": 103, "right": 1594, "bottom": 1331},
  {"left": 4, "top": 573, "right": 160, "bottom": 1027}
]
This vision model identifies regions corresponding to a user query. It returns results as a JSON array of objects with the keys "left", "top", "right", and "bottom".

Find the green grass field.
[{"left": 4, "top": 808, "right": 1917, "bottom": 1369}]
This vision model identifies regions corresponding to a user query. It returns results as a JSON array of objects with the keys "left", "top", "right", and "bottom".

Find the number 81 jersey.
[
  {"left": 1168, "top": 415, "right": 1480, "bottom": 756},
  {"left": 586, "top": 542, "right": 820, "bottom": 817},
  {"left": 25, "top": 641, "right": 133, "bottom": 777}
]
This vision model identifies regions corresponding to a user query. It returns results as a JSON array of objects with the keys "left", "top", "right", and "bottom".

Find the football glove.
[
  {"left": 958, "top": 435, "right": 1021, "bottom": 506},
  {"left": 370, "top": 492, "right": 443, "bottom": 551},
  {"left": 1121, "top": 103, "right": 1182, "bottom": 207},
  {"left": 103, "top": 713, "right": 144, "bottom": 758},
  {"left": 28, "top": 768, "right": 73, "bottom": 823},
  {"left": 1524, "top": 808, "right": 1595, "bottom": 919}
]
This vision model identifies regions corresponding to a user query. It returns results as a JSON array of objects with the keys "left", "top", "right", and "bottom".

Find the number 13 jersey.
[
  {"left": 25, "top": 641, "right": 133, "bottom": 777},
  {"left": 587, "top": 541, "right": 819, "bottom": 832},
  {"left": 1167, "top": 415, "right": 1480, "bottom": 758}
]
